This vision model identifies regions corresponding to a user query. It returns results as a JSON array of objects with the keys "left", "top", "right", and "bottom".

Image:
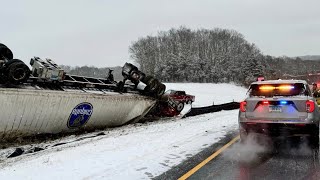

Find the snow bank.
[
  {"left": 165, "top": 83, "right": 248, "bottom": 107},
  {"left": 0, "top": 83, "right": 247, "bottom": 179}
]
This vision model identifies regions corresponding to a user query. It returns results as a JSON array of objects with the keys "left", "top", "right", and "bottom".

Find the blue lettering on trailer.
[{"left": 68, "top": 102, "right": 93, "bottom": 128}]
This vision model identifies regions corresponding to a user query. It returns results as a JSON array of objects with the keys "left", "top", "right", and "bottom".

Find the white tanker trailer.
[
  {"left": 0, "top": 44, "right": 166, "bottom": 141},
  {"left": 0, "top": 87, "right": 156, "bottom": 140}
]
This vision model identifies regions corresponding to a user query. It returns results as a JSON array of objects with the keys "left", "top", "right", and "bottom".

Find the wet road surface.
[
  {"left": 155, "top": 133, "right": 320, "bottom": 180},
  {"left": 188, "top": 136, "right": 320, "bottom": 180}
]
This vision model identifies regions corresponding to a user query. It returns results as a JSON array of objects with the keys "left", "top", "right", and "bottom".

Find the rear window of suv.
[{"left": 248, "top": 83, "right": 311, "bottom": 97}]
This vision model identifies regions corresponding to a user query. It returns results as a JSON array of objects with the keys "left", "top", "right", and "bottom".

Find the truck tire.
[
  {"left": 144, "top": 76, "right": 158, "bottom": 93},
  {"left": 0, "top": 43, "right": 13, "bottom": 60},
  {"left": 141, "top": 75, "right": 152, "bottom": 84},
  {"left": 176, "top": 102, "right": 184, "bottom": 112},
  {"left": 156, "top": 83, "right": 166, "bottom": 97},
  {"left": 6, "top": 59, "right": 30, "bottom": 84}
]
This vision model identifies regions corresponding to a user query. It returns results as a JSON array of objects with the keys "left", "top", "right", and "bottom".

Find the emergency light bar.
[{"left": 259, "top": 85, "right": 294, "bottom": 91}]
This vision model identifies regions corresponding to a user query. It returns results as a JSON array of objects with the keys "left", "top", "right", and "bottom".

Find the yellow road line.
[{"left": 178, "top": 135, "right": 240, "bottom": 180}]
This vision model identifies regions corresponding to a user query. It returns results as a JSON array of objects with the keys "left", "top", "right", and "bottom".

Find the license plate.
[{"left": 269, "top": 106, "right": 282, "bottom": 113}]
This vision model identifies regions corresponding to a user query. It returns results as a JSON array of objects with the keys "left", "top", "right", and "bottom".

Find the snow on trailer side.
[{"left": 0, "top": 87, "right": 156, "bottom": 141}]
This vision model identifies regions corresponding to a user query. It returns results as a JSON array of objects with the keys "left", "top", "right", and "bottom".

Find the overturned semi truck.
[{"left": 0, "top": 44, "right": 168, "bottom": 141}]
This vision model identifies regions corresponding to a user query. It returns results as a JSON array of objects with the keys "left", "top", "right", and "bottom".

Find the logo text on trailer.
[{"left": 67, "top": 102, "right": 93, "bottom": 128}]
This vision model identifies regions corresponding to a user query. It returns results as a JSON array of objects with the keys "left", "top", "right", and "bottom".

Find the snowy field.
[
  {"left": 165, "top": 83, "right": 248, "bottom": 107},
  {"left": 0, "top": 83, "right": 247, "bottom": 180}
]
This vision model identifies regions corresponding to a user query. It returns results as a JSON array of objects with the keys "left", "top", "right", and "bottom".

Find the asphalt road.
[
  {"left": 188, "top": 137, "right": 320, "bottom": 180},
  {"left": 155, "top": 133, "right": 320, "bottom": 180}
]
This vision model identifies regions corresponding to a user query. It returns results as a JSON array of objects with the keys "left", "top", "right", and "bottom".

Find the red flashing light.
[
  {"left": 240, "top": 101, "right": 247, "bottom": 112},
  {"left": 306, "top": 100, "right": 315, "bottom": 113},
  {"left": 262, "top": 100, "right": 269, "bottom": 105}
]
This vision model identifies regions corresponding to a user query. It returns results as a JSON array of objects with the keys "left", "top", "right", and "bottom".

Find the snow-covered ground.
[
  {"left": 165, "top": 83, "right": 248, "bottom": 107},
  {"left": 0, "top": 83, "right": 247, "bottom": 180}
]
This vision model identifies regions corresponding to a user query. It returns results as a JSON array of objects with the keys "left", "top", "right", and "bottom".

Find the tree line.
[
  {"left": 60, "top": 27, "right": 320, "bottom": 86},
  {"left": 129, "top": 27, "right": 320, "bottom": 86}
]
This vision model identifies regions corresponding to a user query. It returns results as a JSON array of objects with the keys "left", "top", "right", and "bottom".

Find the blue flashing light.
[{"left": 280, "top": 100, "right": 288, "bottom": 105}]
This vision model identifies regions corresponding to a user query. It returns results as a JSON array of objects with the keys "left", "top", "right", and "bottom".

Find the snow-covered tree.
[{"left": 129, "top": 27, "right": 320, "bottom": 85}]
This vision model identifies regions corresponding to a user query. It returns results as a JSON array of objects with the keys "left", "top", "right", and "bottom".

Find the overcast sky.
[{"left": 1, "top": 0, "right": 319, "bottom": 67}]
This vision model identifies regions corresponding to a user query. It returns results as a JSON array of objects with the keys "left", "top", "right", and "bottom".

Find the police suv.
[{"left": 239, "top": 80, "right": 320, "bottom": 150}]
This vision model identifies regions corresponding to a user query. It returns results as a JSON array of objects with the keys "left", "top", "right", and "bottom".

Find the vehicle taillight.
[
  {"left": 306, "top": 100, "right": 315, "bottom": 113},
  {"left": 262, "top": 100, "right": 269, "bottom": 105},
  {"left": 240, "top": 101, "right": 247, "bottom": 112}
]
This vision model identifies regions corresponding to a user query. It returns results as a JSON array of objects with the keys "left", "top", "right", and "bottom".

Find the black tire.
[
  {"left": 0, "top": 43, "right": 13, "bottom": 60},
  {"left": 138, "top": 72, "right": 146, "bottom": 82},
  {"left": 156, "top": 83, "right": 166, "bottom": 97},
  {"left": 144, "top": 76, "right": 158, "bottom": 93},
  {"left": 5, "top": 59, "right": 23, "bottom": 67},
  {"left": 6, "top": 60, "right": 30, "bottom": 84},
  {"left": 176, "top": 102, "right": 184, "bottom": 112},
  {"left": 142, "top": 75, "right": 152, "bottom": 84}
]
